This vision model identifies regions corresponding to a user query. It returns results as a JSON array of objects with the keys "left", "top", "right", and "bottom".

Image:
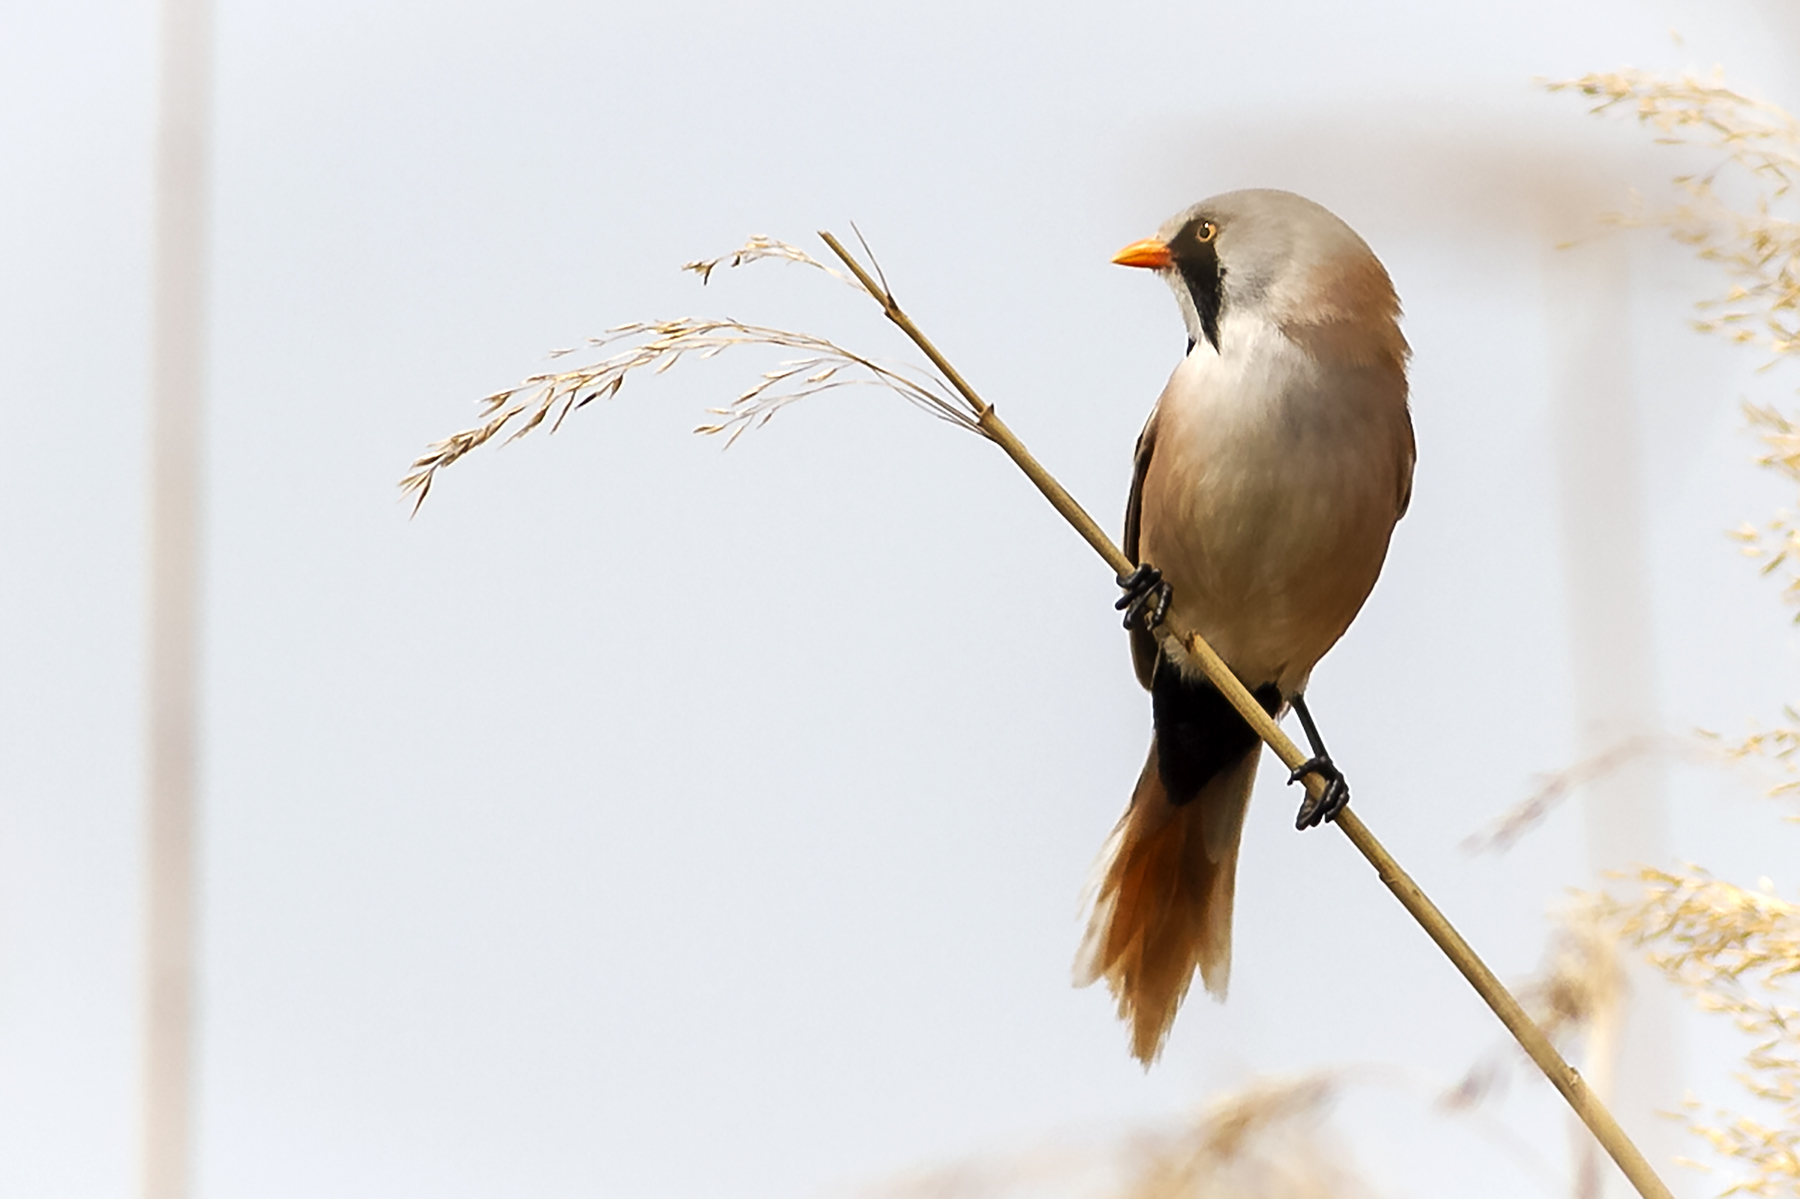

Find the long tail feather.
[{"left": 1075, "top": 738, "right": 1258, "bottom": 1064}]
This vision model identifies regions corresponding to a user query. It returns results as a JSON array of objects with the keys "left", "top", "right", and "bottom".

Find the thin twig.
[{"left": 816, "top": 229, "right": 1678, "bottom": 1199}]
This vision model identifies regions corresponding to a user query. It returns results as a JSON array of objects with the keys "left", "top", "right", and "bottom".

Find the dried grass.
[
  {"left": 1547, "top": 70, "right": 1800, "bottom": 357},
  {"left": 1606, "top": 869, "right": 1800, "bottom": 1197},
  {"left": 856, "top": 1075, "right": 1375, "bottom": 1199},
  {"left": 399, "top": 237, "right": 982, "bottom": 513},
  {"left": 1525, "top": 70, "right": 1800, "bottom": 1199},
  {"left": 1121, "top": 1076, "right": 1375, "bottom": 1199},
  {"left": 1731, "top": 402, "right": 1800, "bottom": 625},
  {"left": 1445, "top": 898, "right": 1624, "bottom": 1111},
  {"left": 1551, "top": 69, "right": 1800, "bottom": 788},
  {"left": 1449, "top": 869, "right": 1800, "bottom": 1198}
]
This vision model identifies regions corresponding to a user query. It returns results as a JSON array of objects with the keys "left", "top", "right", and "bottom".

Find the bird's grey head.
[{"left": 1115, "top": 188, "right": 1407, "bottom": 368}]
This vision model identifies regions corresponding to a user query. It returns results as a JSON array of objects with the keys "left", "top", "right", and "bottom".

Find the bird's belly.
[{"left": 1138, "top": 354, "right": 1402, "bottom": 692}]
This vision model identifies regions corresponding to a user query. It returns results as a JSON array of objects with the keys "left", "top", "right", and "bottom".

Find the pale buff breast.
[{"left": 1136, "top": 314, "right": 1410, "bottom": 694}]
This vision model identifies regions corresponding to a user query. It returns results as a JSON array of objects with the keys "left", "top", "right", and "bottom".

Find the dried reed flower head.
[
  {"left": 1547, "top": 70, "right": 1800, "bottom": 358},
  {"left": 1732, "top": 403, "right": 1800, "bottom": 623},
  {"left": 1168, "top": 1075, "right": 1360, "bottom": 1197},
  {"left": 1554, "top": 70, "right": 1800, "bottom": 787},
  {"left": 680, "top": 233, "right": 864, "bottom": 287},
  {"left": 400, "top": 237, "right": 984, "bottom": 513},
  {"left": 1700, "top": 707, "right": 1800, "bottom": 802},
  {"left": 1547, "top": 72, "right": 1800, "bottom": 1198},
  {"left": 1605, "top": 867, "right": 1800, "bottom": 1197},
  {"left": 855, "top": 1075, "right": 1374, "bottom": 1199},
  {"left": 1445, "top": 897, "right": 1625, "bottom": 1116},
  {"left": 1524, "top": 896, "right": 1627, "bottom": 1050}
]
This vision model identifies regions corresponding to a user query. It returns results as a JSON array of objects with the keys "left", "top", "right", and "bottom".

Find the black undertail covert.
[{"left": 1151, "top": 658, "right": 1281, "bottom": 805}]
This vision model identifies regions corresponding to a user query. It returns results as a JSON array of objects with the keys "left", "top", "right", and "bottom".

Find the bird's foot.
[
  {"left": 1115, "top": 564, "right": 1173, "bottom": 630},
  {"left": 1288, "top": 755, "right": 1350, "bottom": 830}
]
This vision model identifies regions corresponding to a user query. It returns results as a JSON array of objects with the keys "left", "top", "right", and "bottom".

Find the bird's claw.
[
  {"left": 1288, "top": 755, "right": 1350, "bottom": 830},
  {"left": 1115, "top": 564, "right": 1173, "bottom": 630}
]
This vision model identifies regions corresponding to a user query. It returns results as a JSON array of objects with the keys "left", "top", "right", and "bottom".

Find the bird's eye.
[{"left": 1195, "top": 221, "right": 1218, "bottom": 243}]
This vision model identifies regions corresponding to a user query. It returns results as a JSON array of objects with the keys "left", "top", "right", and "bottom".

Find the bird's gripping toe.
[
  {"left": 1288, "top": 756, "right": 1349, "bottom": 830},
  {"left": 1115, "top": 564, "right": 1173, "bottom": 630}
]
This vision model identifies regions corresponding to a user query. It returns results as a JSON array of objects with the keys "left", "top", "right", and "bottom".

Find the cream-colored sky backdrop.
[{"left": 6, "top": 2, "right": 1800, "bottom": 1196}]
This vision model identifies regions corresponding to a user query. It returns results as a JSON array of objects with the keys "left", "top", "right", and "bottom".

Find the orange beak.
[{"left": 1112, "top": 237, "right": 1172, "bottom": 269}]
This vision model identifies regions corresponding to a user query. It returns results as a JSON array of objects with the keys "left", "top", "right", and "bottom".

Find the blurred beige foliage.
[
  {"left": 1551, "top": 69, "right": 1800, "bottom": 1198},
  {"left": 1608, "top": 870, "right": 1800, "bottom": 1197},
  {"left": 856, "top": 1075, "right": 1377, "bottom": 1199},
  {"left": 1552, "top": 71, "right": 1800, "bottom": 613}
]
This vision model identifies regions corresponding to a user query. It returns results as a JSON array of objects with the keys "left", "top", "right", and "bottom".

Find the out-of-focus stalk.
[{"left": 143, "top": 0, "right": 212, "bottom": 1196}]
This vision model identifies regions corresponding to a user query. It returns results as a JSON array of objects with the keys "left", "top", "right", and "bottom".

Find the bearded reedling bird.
[{"left": 1075, "top": 189, "right": 1415, "bottom": 1063}]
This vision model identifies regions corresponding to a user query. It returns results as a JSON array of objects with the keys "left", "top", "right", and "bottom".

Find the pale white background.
[{"left": 5, "top": 1, "right": 1800, "bottom": 1196}]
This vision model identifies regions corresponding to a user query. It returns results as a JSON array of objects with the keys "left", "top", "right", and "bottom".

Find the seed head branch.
[
  {"left": 681, "top": 234, "right": 868, "bottom": 292},
  {"left": 1552, "top": 73, "right": 1800, "bottom": 790},
  {"left": 1549, "top": 71, "right": 1800, "bottom": 359},
  {"left": 402, "top": 237, "right": 985, "bottom": 513},
  {"left": 1605, "top": 868, "right": 1800, "bottom": 1197}
]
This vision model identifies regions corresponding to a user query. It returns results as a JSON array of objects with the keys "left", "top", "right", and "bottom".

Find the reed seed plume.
[
  {"left": 1704, "top": 706, "right": 1800, "bottom": 800},
  {"left": 401, "top": 237, "right": 984, "bottom": 512},
  {"left": 1538, "top": 70, "right": 1800, "bottom": 1199},
  {"left": 1555, "top": 70, "right": 1800, "bottom": 789},
  {"left": 1121, "top": 1075, "right": 1374, "bottom": 1199},
  {"left": 1529, "top": 898, "right": 1628, "bottom": 1199},
  {"left": 1523, "top": 898, "right": 1627, "bottom": 1054},
  {"left": 1733, "top": 403, "right": 1800, "bottom": 626},
  {"left": 681, "top": 234, "right": 865, "bottom": 288},
  {"left": 1547, "top": 70, "right": 1800, "bottom": 361},
  {"left": 1607, "top": 868, "right": 1800, "bottom": 1197},
  {"left": 1444, "top": 900, "right": 1624, "bottom": 1116},
  {"left": 855, "top": 1074, "right": 1373, "bottom": 1199}
]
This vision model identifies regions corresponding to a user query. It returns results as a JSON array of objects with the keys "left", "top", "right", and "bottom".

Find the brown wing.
[
  {"left": 1395, "top": 409, "right": 1418, "bottom": 520},
  {"left": 1124, "top": 410, "right": 1160, "bottom": 690}
]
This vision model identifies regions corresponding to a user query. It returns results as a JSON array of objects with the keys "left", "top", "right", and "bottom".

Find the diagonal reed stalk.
[
  {"left": 812, "top": 231, "right": 1677, "bottom": 1199},
  {"left": 406, "top": 230, "right": 1676, "bottom": 1199}
]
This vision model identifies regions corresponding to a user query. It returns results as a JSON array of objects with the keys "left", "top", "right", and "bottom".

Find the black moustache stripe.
[{"left": 1168, "top": 218, "right": 1224, "bottom": 353}]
